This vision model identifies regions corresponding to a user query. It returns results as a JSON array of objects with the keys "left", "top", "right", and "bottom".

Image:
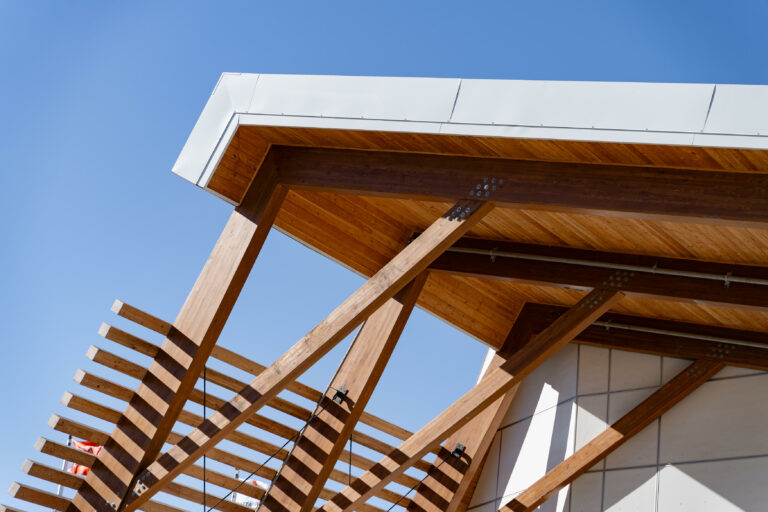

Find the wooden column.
[
  {"left": 70, "top": 164, "right": 287, "bottom": 512},
  {"left": 319, "top": 289, "right": 624, "bottom": 512},
  {"left": 120, "top": 200, "right": 494, "bottom": 512},
  {"left": 499, "top": 359, "right": 725, "bottom": 512},
  {"left": 406, "top": 316, "right": 533, "bottom": 512},
  {"left": 262, "top": 273, "right": 428, "bottom": 512}
]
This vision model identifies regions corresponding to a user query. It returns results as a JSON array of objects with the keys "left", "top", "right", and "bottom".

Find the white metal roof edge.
[{"left": 172, "top": 73, "right": 768, "bottom": 191}]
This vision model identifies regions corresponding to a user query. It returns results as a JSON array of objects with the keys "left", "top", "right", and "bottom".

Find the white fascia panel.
[
  {"left": 247, "top": 74, "right": 461, "bottom": 122},
  {"left": 704, "top": 84, "right": 768, "bottom": 136},
  {"left": 172, "top": 73, "right": 260, "bottom": 186},
  {"left": 451, "top": 80, "right": 715, "bottom": 133},
  {"left": 439, "top": 122, "right": 697, "bottom": 146},
  {"left": 172, "top": 74, "right": 768, "bottom": 195}
]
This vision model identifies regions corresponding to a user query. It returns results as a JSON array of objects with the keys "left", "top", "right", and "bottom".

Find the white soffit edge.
[{"left": 171, "top": 73, "right": 768, "bottom": 191}]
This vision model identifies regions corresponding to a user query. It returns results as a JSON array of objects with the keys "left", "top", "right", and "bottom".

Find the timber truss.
[{"left": 6, "top": 146, "right": 768, "bottom": 512}]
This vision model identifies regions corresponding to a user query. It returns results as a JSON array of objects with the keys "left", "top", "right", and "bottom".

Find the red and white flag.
[{"left": 67, "top": 440, "right": 102, "bottom": 476}]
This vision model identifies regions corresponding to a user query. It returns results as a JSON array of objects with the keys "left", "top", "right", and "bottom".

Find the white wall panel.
[
  {"left": 570, "top": 471, "right": 603, "bottom": 512},
  {"left": 605, "top": 388, "right": 659, "bottom": 469},
  {"left": 609, "top": 351, "right": 660, "bottom": 391},
  {"left": 603, "top": 467, "right": 657, "bottom": 512},
  {"left": 658, "top": 457, "right": 768, "bottom": 511},
  {"left": 578, "top": 345, "right": 610, "bottom": 395},
  {"left": 660, "top": 373, "right": 768, "bottom": 462},
  {"left": 500, "top": 344, "right": 577, "bottom": 427},
  {"left": 575, "top": 394, "right": 608, "bottom": 471},
  {"left": 497, "top": 400, "right": 575, "bottom": 502}
]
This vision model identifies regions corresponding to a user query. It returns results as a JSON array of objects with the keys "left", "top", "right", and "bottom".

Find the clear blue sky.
[{"left": 2, "top": 1, "right": 767, "bottom": 510}]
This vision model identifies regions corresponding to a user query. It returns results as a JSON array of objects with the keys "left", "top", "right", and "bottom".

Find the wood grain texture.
[
  {"left": 109, "top": 301, "right": 429, "bottom": 449},
  {"left": 518, "top": 303, "right": 768, "bottom": 371},
  {"left": 120, "top": 200, "right": 494, "bottom": 512},
  {"left": 429, "top": 236, "right": 768, "bottom": 311},
  {"left": 499, "top": 359, "right": 725, "bottom": 512},
  {"left": 318, "top": 289, "right": 623, "bottom": 512},
  {"left": 406, "top": 319, "right": 527, "bottom": 512},
  {"left": 70, "top": 164, "right": 286, "bottom": 512},
  {"left": 262, "top": 274, "right": 426, "bottom": 512}
]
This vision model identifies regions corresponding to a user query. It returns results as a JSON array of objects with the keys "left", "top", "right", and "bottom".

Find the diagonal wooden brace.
[
  {"left": 119, "top": 199, "right": 494, "bottom": 512},
  {"left": 406, "top": 313, "right": 535, "bottom": 512},
  {"left": 261, "top": 273, "right": 428, "bottom": 512},
  {"left": 498, "top": 358, "right": 724, "bottom": 512},
  {"left": 318, "top": 289, "right": 624, "bottom": 512},
  {"left": 69, "top": 163, "right": 286, "bottom": 512}
]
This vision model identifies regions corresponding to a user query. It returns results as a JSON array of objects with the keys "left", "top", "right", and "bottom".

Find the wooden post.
[
  {"left": 498, "top": 359, "right": 724, "bottom": 512},
  {"left": 120, "top": 200, "right": 494, "bottom": 512},
  {"left": 261, "top": 273, "right": 428, "bottom": 512},
  {"left": 69, "top": 164, "right": 287, "bottom": 512},
  {"left": 318, "top": 289, "right": 623, "bottom": 512}
]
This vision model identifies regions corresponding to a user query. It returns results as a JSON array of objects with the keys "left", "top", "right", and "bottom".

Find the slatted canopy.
[{"left": 6, "top": 74, "right": 768, "bottom": 512}]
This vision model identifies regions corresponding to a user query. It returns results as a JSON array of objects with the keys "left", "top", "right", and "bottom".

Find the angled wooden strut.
[
  {"left": 406, "top": 315, "right": 533, "bottom": 512},
  {"left": 499, "top": 358, "right": 725, "bottom": 512},
  {"left": 318, "top": 289, "right": 624, "bottom": 512},
  {"left": 261, "top": 273, "right": 428, "bottom": 512},
  {"left": 120, "top": 200, "right": 494, "bottom": 512},
  {"left": 69, "top": 163, "right": 287, "bottom": 512}
]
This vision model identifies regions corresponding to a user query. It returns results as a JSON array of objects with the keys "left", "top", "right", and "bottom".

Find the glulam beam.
[
  {"left": 70, "top": 163, "right": 287, "bottom": 512},
  {"left": 273, "top": 145, "right": 768, "bottom": 228},
  {"left": 261, "top": 274, "right": 427, "bottom": 512},
  {"left": 428, "top": 237, "right": 768, "bottom": 311},
  {"left": 318, "top": 288, "right": 623, "bottom": 512},
  {"left": 120, "top": 200, "right": 494, "bottom": 512}
]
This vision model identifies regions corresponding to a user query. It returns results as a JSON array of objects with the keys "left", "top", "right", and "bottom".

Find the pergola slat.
[{"left": 121, "top": 200, "right": 494, "bottom": 512}]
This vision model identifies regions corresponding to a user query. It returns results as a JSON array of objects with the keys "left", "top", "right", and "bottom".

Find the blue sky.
[{"left": 2, "top": 1, "right": 767, "bottom": 509}]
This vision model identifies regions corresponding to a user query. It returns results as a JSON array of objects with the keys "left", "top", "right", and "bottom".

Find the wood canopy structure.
[{"left": 6, "top": 74, "right": 768, "bottom": 512}]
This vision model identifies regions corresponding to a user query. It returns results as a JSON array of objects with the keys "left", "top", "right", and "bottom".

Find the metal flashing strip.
[{"left": 172, "top": 73, "right": 768, "bottom": 191}]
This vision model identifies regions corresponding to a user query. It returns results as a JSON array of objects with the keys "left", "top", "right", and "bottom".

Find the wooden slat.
[
  {"left": 406, "top": 321, "right": 529, "bottom": 512},
  {"left": 46, "top": 415, "right": 389, "bottom": 512},
  {"left": 498, "top": 359, "right": 725, "bottom": 512},
  {"left": 9, "top": 482, "right": 70, "bottom": 511},
  {"left": 80, "top": 347, "right": 425, "bottom": 489},
  {"left": 21, "top": 457, "right": 252, "bottom": 512},
  {"left": 121, "top": 200, "right": 493, "bottom": 512},
  {"left": 65, "top": 380, "right": 412, "bottom": 506},
  {"left": 111, "top": 303, "right": 421, "bottom": 445},
  {"left": 318, "top": 288, "right": 623, "bottom": 512},
  {"left": 262, "top": 274, "right": 427, "bottom": 512},
  {"left": 275, "top": 145, "right": 768, "bottom": 228},
  {"left": 71, "top": 162, "right": 286, "bottom": 512},
  {"left": 429, "top": 236, "right": 768, "bottom": 310}
]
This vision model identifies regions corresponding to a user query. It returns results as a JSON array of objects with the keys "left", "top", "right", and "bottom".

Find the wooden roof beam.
[
  {"left": 116, "top": 200, "right": 493, "bottom": 512},
  {"left": 273, "top": 145, "right": 768, "bottom": 229},
  {"left": 428, "top": 237, "right": 768, "bottom": 311},
  {"left": 499, "top": 359, "right": 724, "bottom": 512},
  {"left": 317, "top": 288, "right": 623, "bottom": 512},
  {"left": 518, "top": 303, "right": 768, "bottom": 371}
]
